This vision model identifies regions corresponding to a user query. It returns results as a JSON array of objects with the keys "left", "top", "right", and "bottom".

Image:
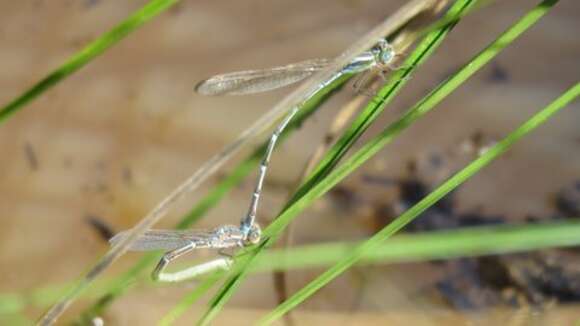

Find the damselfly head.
[
  {"left": 243, "top": 223, "right": 262, "bottom": 245},
  {"left": 372, "top": 39, "right": 395, "bottom": 66}
]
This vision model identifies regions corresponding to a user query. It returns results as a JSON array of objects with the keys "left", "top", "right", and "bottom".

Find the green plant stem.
[
  {"left": 0, "top": 0, "right": 181, "bottom": 124},
  {"left": 255, "top": 220, "right": 580, "bottom": 272}
]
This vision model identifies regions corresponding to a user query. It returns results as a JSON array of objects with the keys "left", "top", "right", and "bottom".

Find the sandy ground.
[{"left": 0, "top": 0, "right": 579, "bottom": 324}]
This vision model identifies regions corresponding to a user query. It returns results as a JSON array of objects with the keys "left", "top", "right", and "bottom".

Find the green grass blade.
[
  {"left": 3, "top": 219, "right": 580, "bottom": 317},
  {"left": 0, "top": 0, "right": 180, "bottom": 124},
  {"left": 253, "top": 220, "right": 580, "bottom": 271},
  {"left": 75, "top": 255, "right": 156, "bottom": 324},
  {"left": 0, "top": 293, "right": 24, "bottom": 315},
  {"left": 197, "top": 1, "right": 562, "bottom": 324},
  {"left": 259, "top": 82, "right": 578, "bottom": 324}
]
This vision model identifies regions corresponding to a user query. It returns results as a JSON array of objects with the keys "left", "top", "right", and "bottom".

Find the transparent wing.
[
  {"left": 195, "top": 58, "right": 332, "bottom": 96},
  {"left": 109, "top": 229, "right": 212, "bottom": 251}
]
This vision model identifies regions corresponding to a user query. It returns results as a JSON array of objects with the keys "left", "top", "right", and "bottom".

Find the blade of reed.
[
  {"left": 0, "top": 0, "right": 180, "bottom": 124},
  {"left": 197, "top": 0, "right": 562, "bottom": 324}
]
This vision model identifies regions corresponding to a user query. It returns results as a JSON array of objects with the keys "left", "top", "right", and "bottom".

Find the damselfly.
[
  {"left": 109, "top": 106, "right": 298, "bottom": 282},
  {"left": 195, "top": 39, "right": 397, "bottom": 96},
  {"left": 109, "top": 224, "right": 260, "bottom": 282}
]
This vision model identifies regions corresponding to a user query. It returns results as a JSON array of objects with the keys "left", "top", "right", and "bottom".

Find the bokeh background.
[{"left": 0, "top": 0, "right": 579, "bottom": 324}]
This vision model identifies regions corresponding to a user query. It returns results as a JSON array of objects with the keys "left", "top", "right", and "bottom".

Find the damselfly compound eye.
[
  {"left": 379, "top": 45, "right": 395, "bottom": 65},
  {"left": 374, "top": 40, "right": 395, "bottom": 66},
  {"left": 245, "top": 224, "right": 261, "bottom": 245}
]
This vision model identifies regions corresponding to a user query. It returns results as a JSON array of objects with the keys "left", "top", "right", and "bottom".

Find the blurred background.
[{"left": 0, "top": 0, "right": 579, "bottom": 324}]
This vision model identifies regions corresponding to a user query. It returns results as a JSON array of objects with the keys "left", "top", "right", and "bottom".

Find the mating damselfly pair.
[{"left": 110, "top": 39, "right": 399, "bottom": 282}]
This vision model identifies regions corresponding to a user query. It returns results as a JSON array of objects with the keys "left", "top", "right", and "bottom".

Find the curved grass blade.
[
  {"left": 197, "top": 0, "right": 562, "bottom": 324},
  {"left": 0, "top": 0, "right": 181, "bottom": 124},
  {"left": 260, "top": 82, "right": 579, "bottom": 324}
]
